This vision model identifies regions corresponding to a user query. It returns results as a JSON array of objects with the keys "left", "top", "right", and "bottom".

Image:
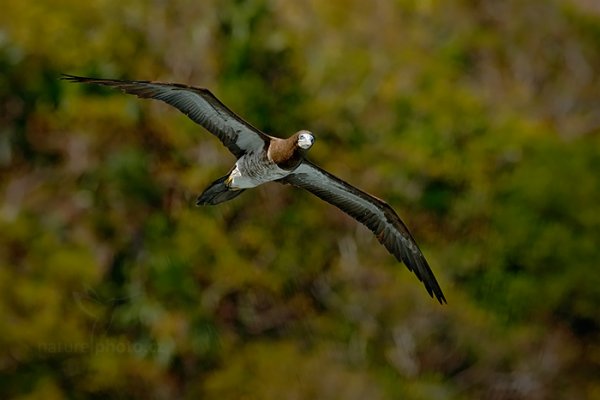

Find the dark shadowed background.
[{"left": 1, "top": 1, "right": 599, "bottom": 399}]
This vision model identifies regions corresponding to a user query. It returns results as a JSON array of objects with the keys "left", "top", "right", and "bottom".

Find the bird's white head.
[{"left": 297, "top": 130, "right": 315, "bottom": 150}]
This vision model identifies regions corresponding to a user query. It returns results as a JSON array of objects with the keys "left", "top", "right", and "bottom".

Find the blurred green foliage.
[{"left": 1, "top": 0, "right": 599, "bottom": 399}]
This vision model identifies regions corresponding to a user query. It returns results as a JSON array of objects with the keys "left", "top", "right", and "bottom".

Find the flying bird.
[{"left": 62, "top": 74, "right": 446, "bottom": 304}]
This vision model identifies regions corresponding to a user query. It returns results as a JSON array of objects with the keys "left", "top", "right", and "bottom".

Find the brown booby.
[{"left": 62, "top": 74, "right": 446, "bottom": 304}]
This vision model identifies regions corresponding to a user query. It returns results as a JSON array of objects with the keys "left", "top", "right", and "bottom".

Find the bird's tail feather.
[{"left": 196, "top": 175, "right": 245, "bottom": 205}]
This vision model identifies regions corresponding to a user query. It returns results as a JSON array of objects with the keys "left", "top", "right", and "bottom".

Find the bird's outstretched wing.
[
  {"left": 281, "top": 160, "right": 446, "bottom": 304},
  {"left": 62, "top": 74, "right": 270, "bottom": 158}
]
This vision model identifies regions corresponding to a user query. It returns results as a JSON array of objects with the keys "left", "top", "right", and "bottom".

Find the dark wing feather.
[
  {"left": 62, "top": 74, "right": 270, "bottom": 157},
  {"left": 281, "top": 160, "right": 446, "bottom": 304}
]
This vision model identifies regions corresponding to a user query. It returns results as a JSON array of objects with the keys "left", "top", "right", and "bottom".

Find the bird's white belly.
[{"left": 228, "top": 153, "right": 291, "bottom": 189}]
